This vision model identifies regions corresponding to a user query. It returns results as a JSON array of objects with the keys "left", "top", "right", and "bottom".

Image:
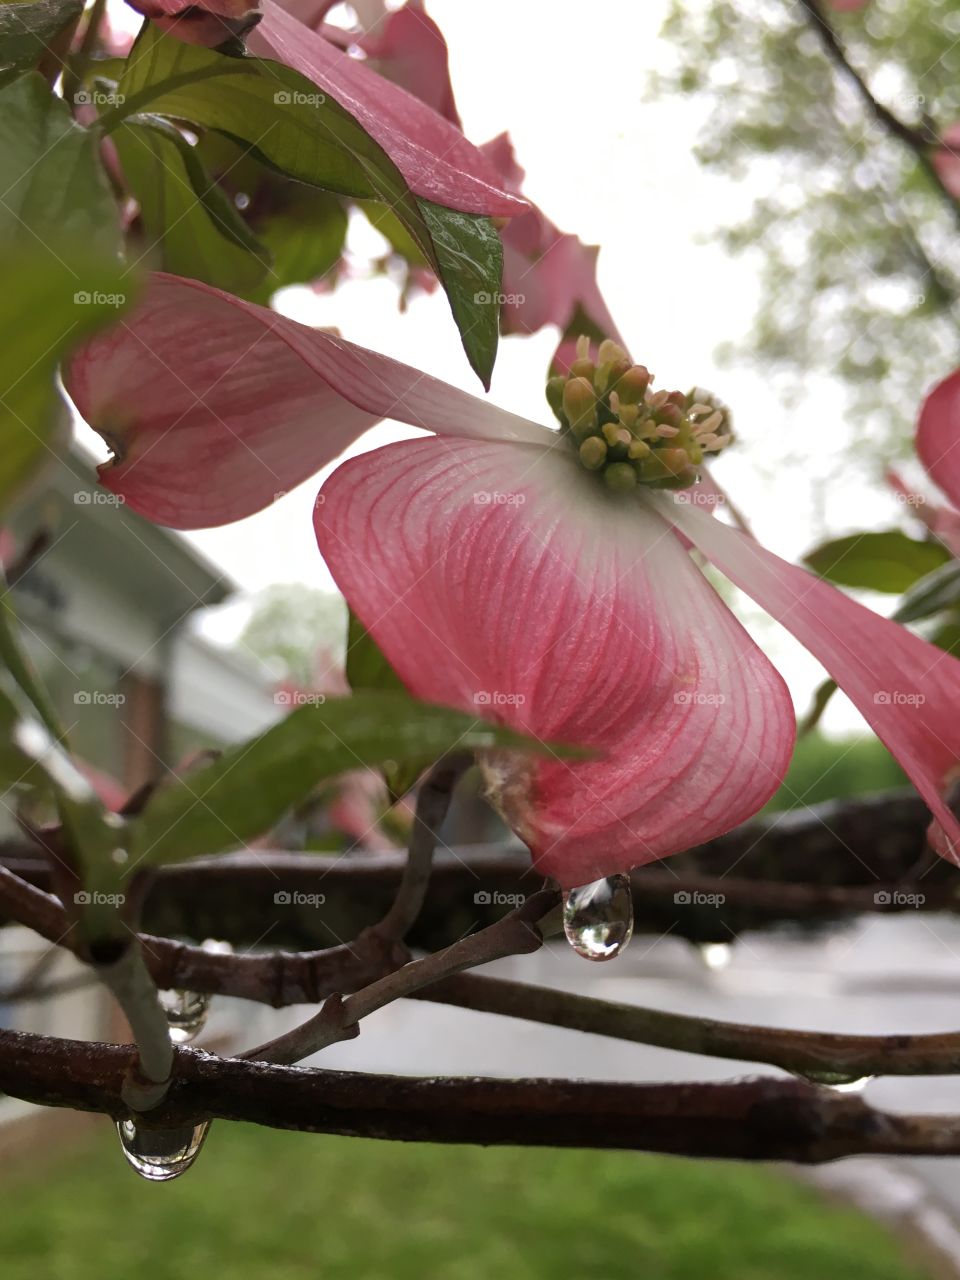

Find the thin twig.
[
  {"left": 242, "top": 891, "right": 556, "bottom": 1066},
  {"left": 375, "top": 752, "right": 471, "bottom": 941},
  {"left": 413, "top": 973, "right": 960, "bottom": 1078},
  {"left": 94, "top": 942, "right": 174, "bottom": 1110},
  {"left": 800, "top": 0, "right": 960, "bottom": 235}
]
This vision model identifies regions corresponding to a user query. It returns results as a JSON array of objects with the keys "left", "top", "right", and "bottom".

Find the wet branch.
[
  {"left": 2, "top": 793, "right": 948, "bottom": 951},
  {"left": 5, "top": 1027, "right": 960, "bottom": 1161}
]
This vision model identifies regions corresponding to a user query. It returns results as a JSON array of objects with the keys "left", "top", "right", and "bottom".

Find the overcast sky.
[{"left": 76, "top": 0, "right": 925, "bottom": 733}]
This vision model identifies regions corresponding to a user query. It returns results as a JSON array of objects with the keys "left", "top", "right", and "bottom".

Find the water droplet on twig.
[
  {"left": 158, "top": 989, "right": 209, "bottom": 1044},
  {"left": 116, "top": 1119, "right": 210, "bottom": 1181},
  {"left": 562, "top": 874, "right": 633, "bottom": 961}
]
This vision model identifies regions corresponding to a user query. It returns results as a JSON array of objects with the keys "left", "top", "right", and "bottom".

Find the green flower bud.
[
  {"left": 614, "top": 365, "right": 651, "bottom": 405},
  {"left": 604, "top": 461, "right": 638, "bottom": 493},
  {"left": 563, "top": 376, "right": 598, "bottom": 437},
  {"left": 579, "top": 436, "right": 607, "bottom": 470},
  {"left": 545, "top": 376, "right": 566, "bottom": 422}
]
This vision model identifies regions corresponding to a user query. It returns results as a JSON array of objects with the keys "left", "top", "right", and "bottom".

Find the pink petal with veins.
[
  {"left": 248, "top": 1, "right": 523, "bottom": 216},
  {"left": 65, "top": 274, "right": 551, "bottom": 529},
  {"left": 664, "top": 496, "right": 960, "bottom": 860},
  {"left": 315, "top": 436, "right": 794, "bottom": 886},
  {"left": 917, "top": 369, "right": 960, "bottom": 513}
]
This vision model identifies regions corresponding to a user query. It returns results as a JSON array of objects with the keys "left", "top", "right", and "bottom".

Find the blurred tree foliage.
[
  {"left": 239, "top": 584, "right": 346, "bottom": 687},
  {"left": 652, "top": 0, "right": 960, "bottom": 459}
]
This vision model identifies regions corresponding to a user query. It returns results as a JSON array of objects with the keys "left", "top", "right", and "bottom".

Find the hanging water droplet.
[
  {"left": 116, "top": 1118, "right": 210, "bottom": 1181},
  {"left": 158, "top": 988, "right": 209, "bottom": 1043},
  {"left": 796, "top": 1069, "right": 874, "bottom": 1093},
  {"left": 697, "top": 941, "right": 732, "bottom": 971},
  {"left": 562, "top": 874, "right": 633, "bottom": 961}
]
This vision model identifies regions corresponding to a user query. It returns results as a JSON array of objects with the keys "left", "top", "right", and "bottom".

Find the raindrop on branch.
[
  {"left": 562, "top": 874, "right": 634, "bottom": 961},
  {"left": 795, "top": 1070, "right": 874, "bottom": 1094},
  {"left": 158, "top": 989, "right": 209, "bottom": 1044},
  {"left": 116, "top": 1119, "right": 210, "bottom": 1181}
]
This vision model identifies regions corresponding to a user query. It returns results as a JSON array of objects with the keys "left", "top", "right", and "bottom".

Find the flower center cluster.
[{"left": 546, "top": 338, "right": 732, "bottom": 492}]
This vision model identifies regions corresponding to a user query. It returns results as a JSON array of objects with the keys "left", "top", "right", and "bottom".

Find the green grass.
[{"left": 0, "top": 1121, "right": 930, "bottom": 1280}]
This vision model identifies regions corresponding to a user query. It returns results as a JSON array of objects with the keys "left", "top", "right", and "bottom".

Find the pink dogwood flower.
[{"left": 66, "top": 274, "right": 960, "bottom": 887}]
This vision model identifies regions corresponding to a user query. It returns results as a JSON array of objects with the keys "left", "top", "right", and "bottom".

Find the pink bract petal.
[
  {"left": 664, "top": 496, "right": 960, "bottom": 860},
  {"left": 248, "top": 1, "right": 523, "bottom": 216},
  {"left": 917, "top": 369, "right": 960, "bottom": 513},
  {"left": 65, "top": 274, "right": 552, "bottom": 529},
  {"left": 886, "top": 466, "right": 960, "bottom": 559},
  {"left": 358, "top": 0, "right": 461, "bottom": 127},
  {"left": 315, "top": 436, "right": 795, "bottom": 886}
]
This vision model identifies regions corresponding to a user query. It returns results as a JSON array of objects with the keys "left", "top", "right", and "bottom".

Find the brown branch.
[
  {"left": 5, "top": 1027, "right": 960, "bottom": 1161},
  {"left": 2, "top": 793, "right": 948, "bottom": 949},
  {"left": 414, "top": 973, "right": 960, "bottom": 1078},
  {"left": 799, "top": 0, "right": 960, "bottom": 235},
  {"left": 0, "top": 863, "right": 405, "bottom": 1008}
]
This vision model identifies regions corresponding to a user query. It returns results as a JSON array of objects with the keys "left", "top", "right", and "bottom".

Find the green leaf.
[
  {"left": 0, "top": 0, "right": 82, "bottom": 82},
  {"left": 0, "top": 75, "right": 130, "bottom": 505},
  {"left": 894, "top": 560, "right": 960, "bottom": 625},
  {"left": 929, "top": 620, "right": 960, "bottom": 658},
  {"left": 360, "top": 198, "right": 429, "bottom": 267},
  {"left": 249, "top": 185, "right": 347, "bottom": 303},
  {"left": 345, "top": 613, "right": 423, "bottom": 800},
  {"left": 0, "top": 676, "right": 124, "bottom": 938},
  {"left": 798, "top": 678, "right": 837, "bottom": 737},
  {"left": 113, "top": 114, "right": 270, "bottom": 293},
  {"left": 0, "top": 72, "right": 119, "bottom": 253},
  {"left": 111, "top": 24, "right": 501, "bottom": 382},
  {"left": 0, "top": 593, "right": 66, "bottom": 743},
  {"left": 345, "top": 610, "right": 406, "bottom": 695},
  {"left": 803, "top": 530, "right": 950, "bottom": 593},
  {"left": 0, "top": 250, "right": 133, "bottom": 509},
  {"left": 129, "top": 691, "right": 572, "bottom": 866},
  {"left": 418, "top": 199, "right": 501, "bottom": 389}
]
